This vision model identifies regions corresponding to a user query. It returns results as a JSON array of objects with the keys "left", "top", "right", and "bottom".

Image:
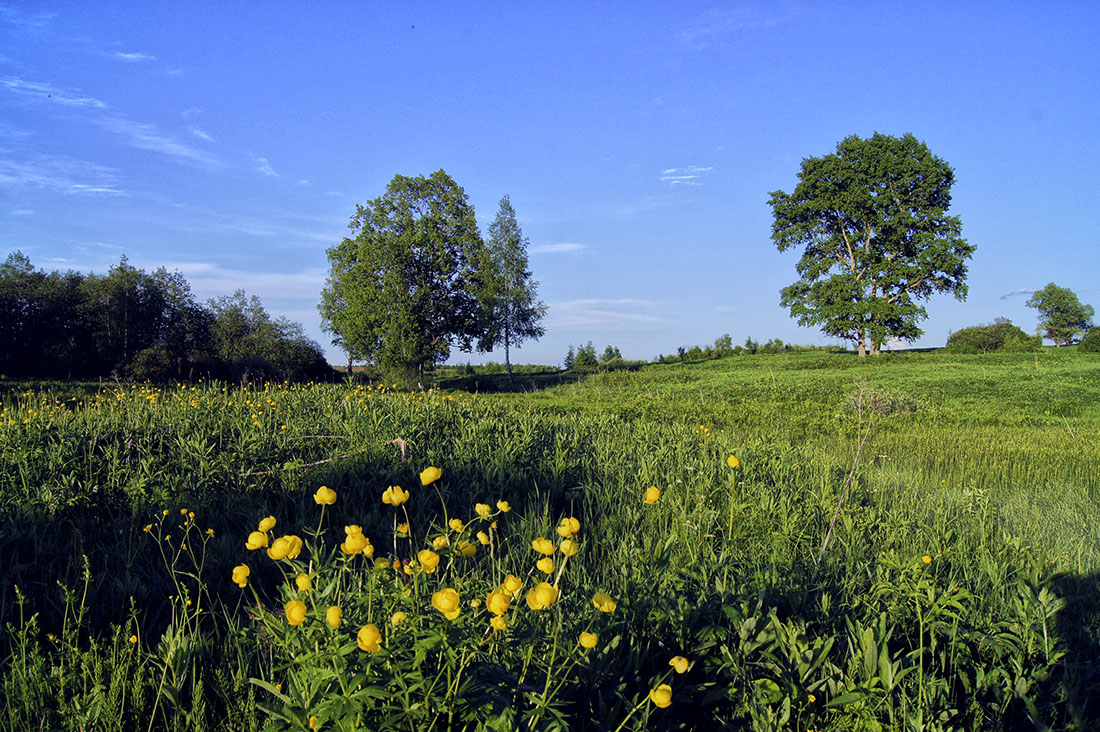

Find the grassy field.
[{"left": 1, "top": 348, "right": 1097, "bottom": 730}]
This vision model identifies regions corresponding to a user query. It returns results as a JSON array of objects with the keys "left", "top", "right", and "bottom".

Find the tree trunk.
[
  {"left": 856, "top": 328, "right": 867, "bottom": 357},
  {"left": 505, "top": 326, "right": 514, "bottom": 386}
]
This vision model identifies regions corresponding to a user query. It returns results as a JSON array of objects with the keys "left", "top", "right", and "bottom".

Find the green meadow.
[{"left": 1, "top": 348, "right": 1098, "bottom": 731}]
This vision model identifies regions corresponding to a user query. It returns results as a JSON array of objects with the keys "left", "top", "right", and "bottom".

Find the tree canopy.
[
  {"left": 769, "top": 133, "right": 975, "bottom": 356},
  {"left": 1027, "top": 283, "right": 1095, "bottom": 346},
  {"left": 472, "top": 195, "right": 546, "bottom": 384}
]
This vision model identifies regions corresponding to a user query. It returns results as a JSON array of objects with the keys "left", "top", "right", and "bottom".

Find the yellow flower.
[
  {"left": 357, "top": 624, "right": 382, "bottom": 652},
  {"left": 525, "top": 582, "right": 559, "bottom": 610},
  {"left": 374, "top": 557, "right": 391, "bottom": 569},
  {"left": 592, "top": 592, "right": 617, "bottom": 613},
  {"left": 285, "top": 600, "right": 307, "bottom": 626},
  {"left": 490, "top": 616, "right": 508, "bottom": 631},
  {"left": 231, "top": 565, "right": 250, "bottom": 588},
  {"left": 579, "top": 631, "right": 598, "bottom": 649},
  {"left": 432, "top": 535, "right": 450, "bottom": 549},
  {"left": 391, "top": 611, "right": 407, "bottom": 625},
  {"left": 475, "top": 503, "right": 492, "bottom": 519},
  {"left": 313, "top": 485, "right": 337, "bottom": 505},
  {"left": 531, "top": 537, "right": 555, "bottom": 555},
  {"left": 496, "top": 500, "right": 511, "bottom": 513},
  {"left": 476, "top": 530, "right": 491, "bottom": 545},
  {"left": 245, "top": 531, "right": 269, "bottom": 551},
  {"left": 808, "top": 693, "right": 817, "bottom": 703},
  {"left": 432, "top": 588, "right": 461, "bottom": 620},
  {"left": 669, "top": 656, "right": 689, "bottom": 674},
  {"left": 649, "top": 684, "right": 672, "bottom": 708},
  {"left": 418, "top": 549, "right": 440, "bottom": 573},
  {"left": 536, "top": 557, "right": 555, "bottom": 574},
  {"left": 341, "top": 526, "right": 371, "bottom": 555},
  {"left": 258, "top": 516, "right": 277, "bottom": 532},
  {"left": 420, "top": 466, "right": 442, "bottom": 486},
  {"left": 486, "top": 588, "right": 511, "bottom": 616},
  {"left": 396, "top": 522, "right": 410, "bottom": 535},
  {"left": 295, "top": 573, "right": 311, "bottom": 592},
  {"left": 448, "top": 518, "right": 465, "bottom": 532},
  {"left": 128, "top": 634, "right": 138, "bottom": 644},
  {"left": 382, "top": 485, "right": 410, "bottom": 506},
  {"left": 309, "top": 716, "right": 318, "bottom": 730},
  {"left": 727, "top": 454, "right": 740, "bottom": 469},
  {"left": 644, "top": 486, "right": 661, "bottom": 504},
  {"left": 267, "top": 536, "right": 291, "bottom": 560},
  {"left": 326, "top": 606, "right": 342, "bottom": 629},
  {"left": 503, "top": 574, "right": 523, "bottom": 597},
  {"left": 456, "top": 540, "right": 477, "bottom": 557},
  {"left": 556, "top": 517, "right": 580, "bottom": 538},
  {"left": 922, "top": 555, "right": 932, "bottom": 565},
  {"left": 142, "top": 524, "right": 152, "bottom": 533},
  {"left": 559, "top": 539, "right": 579, "bottom": 557}
]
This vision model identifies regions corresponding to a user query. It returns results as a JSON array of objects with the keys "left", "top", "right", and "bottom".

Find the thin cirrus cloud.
[
  {"left": 255, "top": 157, "right": 278, "bottom": 176},
  {"left": 165, "top": 261, "right": 328, "bottom": 301},
  {"left": 0, "top": 153, "right": 126, "bottom": 195},
  {"left": 0, "top": 76, "right": 107, "bottom": 108},
  {"left": 660, "top": 165, "right": 712, "bottom": 186},
  {"left": 529, "top": 242, "right": 586, "bottom": 255},
  {"left": 188, "top": 125, "right": 215, "bottom": 142},
  {"left": 112, "top": 52, "right": 155, "bottom": 62},
  {"left": 547, "top": 298, "right": 669, "bottom": 330}
]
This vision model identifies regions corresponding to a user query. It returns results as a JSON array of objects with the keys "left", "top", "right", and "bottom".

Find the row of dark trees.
[{"left": 0, "top": 252, "right": 331, "bottom": 381}]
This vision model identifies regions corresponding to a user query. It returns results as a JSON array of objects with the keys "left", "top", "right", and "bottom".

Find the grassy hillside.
[{"left": 1, "top": 349, "right": 1097, "bottom": 730}]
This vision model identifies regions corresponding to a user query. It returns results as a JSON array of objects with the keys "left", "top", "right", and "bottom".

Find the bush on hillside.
[
  {"left": 1078, "top": 326, "right": 1100, "bottom": 353},
  {"left": 945, "top": 320, "right": 1041, "bottom": 353}
]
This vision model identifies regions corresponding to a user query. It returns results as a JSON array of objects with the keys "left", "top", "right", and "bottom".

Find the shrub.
[
  {"left": 1079, "top": 326, "right": 1100, "bottom": 353},
  {"left": 945, "top": 320, "right": 1041, "bottom": 353}
]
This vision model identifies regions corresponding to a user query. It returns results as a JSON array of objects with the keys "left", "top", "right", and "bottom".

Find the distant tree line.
[{"left": 0, "top": 252, "right": 331, "bottom": 381}]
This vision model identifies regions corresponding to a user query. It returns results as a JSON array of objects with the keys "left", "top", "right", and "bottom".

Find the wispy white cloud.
[
  {"left": 713, "top": 305, "right": 737, "bottom": 313},
  {"left": 677, "top": 5, "right": 803, "bottom": 45},
  {"left": 256, "top": 157, "right": 278, "bottom": 176},
  {"left": 96, "top": 116, "right": 220, "bottom": 166},
  {"left": 0, "top": 154, "right": 126, "bottom": 195},
  {"left": 530, "top": 242, "right": 586, "bottom": 255},
  {"left": 0, "top": 4, "right": 57, "bottom": 29},
  {"left": 660, "top": 165, "right": 713, "bottom": 186},
  {"left": 188, "top": 125, "right": 215, "bottom": 142},
  {"left": 547, "top": 298, "right": 670, "bottom": 330},
  {"left": 113, "top": 52, "right": 155, "bottom": 62},
  {"left": 9, "top": 208, "right": 34, "bottom": 215},
  {"left": 0, "top": 76, "right": 108, "bottom": 108},
  {"left": 164, "top": 261, "right": 328, "bottom": 301}
]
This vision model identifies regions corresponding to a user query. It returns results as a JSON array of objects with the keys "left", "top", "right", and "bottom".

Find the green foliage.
[
  {"left": 572, "top": 341, "right": 598, "bottom": 370},
  {"left": 945, "top": 319, "right": 1041, "bottom": 353},
  {"left": 473, "top": 195, "right": 547, "bottom": 383},
  {"left": 770, "top": 133, "right": 975, "bottom": 356},
  {"left": 1027, "top": 282, "right": 1095, "bottom": 346},
  {"left": 1079, "top": 327, "right": 1100, "bottom": 353},
  {"left": 319, "top": 170, "right": 485, "bottom": 381}
]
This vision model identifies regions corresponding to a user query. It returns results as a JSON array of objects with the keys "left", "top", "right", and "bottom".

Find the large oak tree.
[{"left": 769, "top": 133, "right": 975, "bottom": 356}]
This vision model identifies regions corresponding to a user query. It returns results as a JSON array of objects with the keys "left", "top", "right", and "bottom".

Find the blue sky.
[{"left": 3, "top": 2, "right": 1097, "bottom": 366}]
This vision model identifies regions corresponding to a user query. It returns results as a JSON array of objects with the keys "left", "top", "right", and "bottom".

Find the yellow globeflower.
[
  {"left": 313, "top": 485, "right": 337, "bottom": 505},
  {"left": 357, "top": 624, "right": 382, "bottom": 652},
  {"left": 559, "top": 539, "right": 579, "bottom": 557},
  {"left": 579, "top": 632, "right": 598, "bottom": 649},
  {"left": 396, "top": 522, "right": 410, "bottom": 536},
  {"left": 486, "top": 588, "right": 511, "bottom": 616},
  {"left": 496, "top": 500, "right": 511, "bottom": 513},
  {"left": 267, "top": 536, "right": 291, "bottom": 561},
  {"left": 475, "top": 503, "right": 492, "bottom": 519},
  {"left": 295, "top": 573, "right": 311, "bottom": 592},
  {"left": 726, "top": 455, "right": 740, "bottom": 469},
  {"left": 556, "top": 517, "right": 580, "bottom": 538},
  {"left": 490, "top": 616, "right": 508, "bottom": 631},
  {"left": 245, "top": 531, "right": 269, "bottom": 551},
  {"left": 669, "top": 656, "right": 689, "bottom": 674},
  {"left": 231, "top": 564, "right": 250, "bottom": 588},
  {"left": 456, "top": 540, "right": 477, "bottom": 557},
  {"left": 592, "top": 592, "right": 617, "bottom": 613},
  {"left": 391, "top": 611, "right": 407, "bottom": 625},
  {"left": 649, "top": 684, "right": 672, "bottom": 708},
  {"left": 432, "top": 588, "right": 461, "bottom": 620},
  {"left": 419, "top": 466, "right": 442, "bottom": 486},
  {"left": 285, "top": 600, "right": 308, "bottom": 626},
  {"left": 432, "top": 535, "right": 450, "bottom": 549},
  {"left": 525, "top": 582, "right": 558, "bottom": 610},
  {"left": 644, "top": 486, "right": 661, "bottom": 504},
  {"left": 476, "top": 531, "right": 491, "bottom": 546},
  {"left": 531, "top": 537, "right": 555, "bottom": 555},
  {"left": 922, "top": 555, "right": 932, "bottom": 565},
  {"left": 284, "top": 535, "right": 304, "bottom": 559},
  {"left": 448, "top": 518, "right": 465, "bottom": 532},
  {"left": 418, "top": 549, "right": 441, "bottom": 573},
  {"left": 382, "top": 485, "right": 410, "bottom": 506},
  {"left": 503, "top": 574, "right": 523, "bottom": 597},
  {"left": 536, "top": 557, "right": 555, "bottom": 574},
  {"left": 341, "top": 526, "right": 370, "bottom": 555},
  {"left": 326, "top": 606, "right": 342, "bottom": 629},
  {"left": 258, "top": 516, "right": 277, "bottom": 532}
]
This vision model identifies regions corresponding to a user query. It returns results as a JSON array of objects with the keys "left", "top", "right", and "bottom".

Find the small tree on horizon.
[{"left": 1026, "top": 283, "right": 1094, "bottom": 346}]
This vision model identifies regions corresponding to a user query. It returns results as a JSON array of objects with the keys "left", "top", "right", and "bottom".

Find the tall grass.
[{"left": 1, "top": 349, "right": 1098, "bottom": 729}]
